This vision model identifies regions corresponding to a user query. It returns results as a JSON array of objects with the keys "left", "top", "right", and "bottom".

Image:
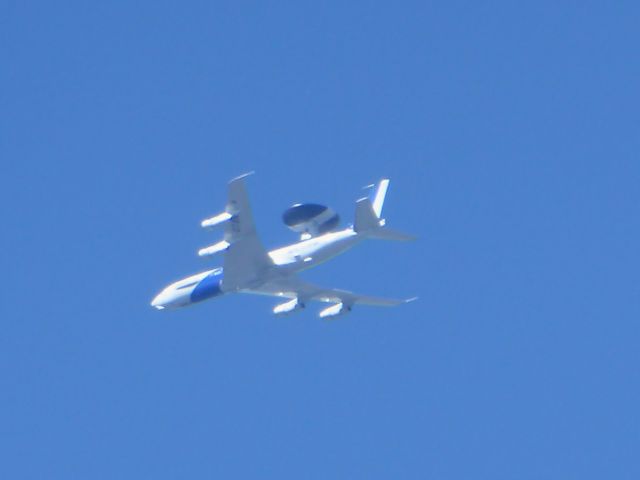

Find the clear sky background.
[{"left": 1, "top": 1, "right": 639, "bottom": 478}]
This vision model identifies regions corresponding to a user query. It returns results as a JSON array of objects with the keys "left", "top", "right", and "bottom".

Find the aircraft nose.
[{"left": 150, "top": 294, "right": 166, "bottom": 310}]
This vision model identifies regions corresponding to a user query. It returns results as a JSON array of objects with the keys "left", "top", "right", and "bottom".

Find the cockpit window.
[{"left": 176, "top": 281, "right": 199, "bottom": 290}]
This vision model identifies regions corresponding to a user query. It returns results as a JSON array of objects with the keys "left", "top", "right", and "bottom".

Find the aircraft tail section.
[
  {"left": 354, "top": 198, "right": 381, "bottom": 232},
  {"left": 365, "top": 227, "right": 416, "bottom": 241},
  {"left": 370, "top": 178, "right": 389, "bottom": 218},
  {"left": 354, "top": 179, "right": 415, "bottom": 241}
]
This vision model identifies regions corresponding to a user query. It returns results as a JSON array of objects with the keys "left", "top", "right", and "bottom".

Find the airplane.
[{"left": 150, "top": 173, "right": 416, "bottom": 318}]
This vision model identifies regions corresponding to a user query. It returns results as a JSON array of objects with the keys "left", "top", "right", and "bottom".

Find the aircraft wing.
[
  {"left": 248, "top": 275, "right": 415, "bottom": 308},
  {"left": 220, "top": 173, "right": 273, "bottom": 290}
]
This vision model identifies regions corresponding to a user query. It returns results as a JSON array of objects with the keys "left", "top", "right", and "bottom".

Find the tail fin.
[
  {"left": 370, "top": 179, "right": 389, "bottom": 218},
  {"left": 354, "top": 179, "right": 415, "bottom": 241},
  {"left": 354, "top": 198, "right": 381, "bottom": 232}
]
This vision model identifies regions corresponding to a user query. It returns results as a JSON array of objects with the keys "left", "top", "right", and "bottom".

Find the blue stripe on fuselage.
[{"left": 190, "top": 270, "right": 224, "bottom": 303}]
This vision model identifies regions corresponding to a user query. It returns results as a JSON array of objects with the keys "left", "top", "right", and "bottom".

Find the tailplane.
[
  {"left": 353, "top": 179, "right": 415, "bottom": 241},
  {"left": 365, "top": 226, "right": 415, "bottom": 242}
]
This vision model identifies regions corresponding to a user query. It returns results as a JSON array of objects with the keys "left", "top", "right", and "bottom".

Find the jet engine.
[
  {"left": 201, "top": 211, "right": 232, "bottom": 229},
  {"left": 318, "top": 302, "right": 352, "bottom": 319},
  {"left": 282, "top": 203, "right": 340, "bottom": 239},
  {"left": 273, "top": 298, "right": 305, "bottom": 315}
]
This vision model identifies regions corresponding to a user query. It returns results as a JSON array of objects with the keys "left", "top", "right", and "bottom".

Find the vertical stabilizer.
[
  {"left": 354, "top": 178, "right": 415, "bottom": 241},
  {"left": 370, "top": 179, "right": 390, "bottom": 218},
  {"left": 354, "top": 198, "right": 382, "bottom": 232}
]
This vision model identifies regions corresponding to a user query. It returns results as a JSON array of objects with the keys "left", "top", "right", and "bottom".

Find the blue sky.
[{"left": 1, "top": 1, "right": 639, "bottom": 478}]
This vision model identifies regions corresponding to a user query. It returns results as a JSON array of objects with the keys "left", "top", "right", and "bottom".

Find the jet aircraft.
[{"left": 150, "top": 173, "right": 416, "bottom": 318}]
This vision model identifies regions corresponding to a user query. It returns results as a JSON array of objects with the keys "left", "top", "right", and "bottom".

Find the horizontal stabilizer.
[{"left": 366, "top": 228, "right": 416, "bottom": 242}]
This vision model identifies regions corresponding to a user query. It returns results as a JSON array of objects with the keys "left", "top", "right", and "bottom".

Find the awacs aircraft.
[{"left": 150, "top": 173, "right": 416, "bottom": 318}]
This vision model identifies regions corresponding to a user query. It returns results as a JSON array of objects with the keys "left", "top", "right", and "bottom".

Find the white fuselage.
[
  {"left": 268, "top": 228, "right": 361, "bottom": 272},
  {"left": 150, "top": 228, "right": 365, "bottom": 310}
]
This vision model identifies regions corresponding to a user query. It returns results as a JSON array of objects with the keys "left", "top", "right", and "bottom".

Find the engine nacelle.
[
  {"left": 201, "top": 211, "right": 232, "bottom": 229},
  {"left": 318, "top": 302, "right": 351, "bottom": 319},
  {"left": 282, "top": 203, "right": 340, "bottom": 238},
  {"left": 198, "top": 240, "right": 230, "bottom": 257},
  {"left": 273, "top": 298, "right": 305, "bottom": 316}
]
